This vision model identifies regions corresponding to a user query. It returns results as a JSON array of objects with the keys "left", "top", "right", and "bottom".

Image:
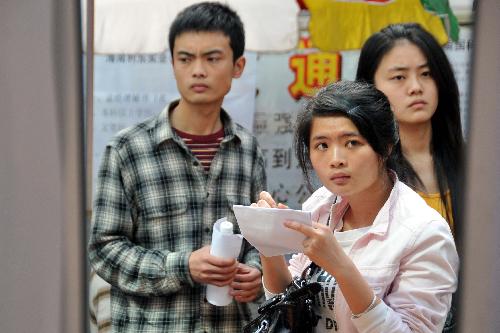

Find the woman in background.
[
  {"left": 356, "top": 23, "right": 465, "bottom": 235},
  {"left": 355, "top": 23, "right": 465, "bottom": 331}
]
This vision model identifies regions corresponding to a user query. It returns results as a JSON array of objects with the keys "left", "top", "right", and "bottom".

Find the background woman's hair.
[
  {"left": 356, "top": 23, "right": 465, "bottom": 225},
  {"left": 294, "top": 80, "right": 399, "bottom": 191}
]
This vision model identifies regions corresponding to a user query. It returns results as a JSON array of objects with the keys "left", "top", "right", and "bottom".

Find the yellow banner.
[
  {"left": 304, "top": 0, "right": 448, "bottom": 52},
  {"left": 288, "top": 37, "right": 342, "bottom": 100}
]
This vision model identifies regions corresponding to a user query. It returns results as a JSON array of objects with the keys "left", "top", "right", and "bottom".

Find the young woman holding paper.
[{"left": 255, "top": 81, "right": 458, "bottom": 332}]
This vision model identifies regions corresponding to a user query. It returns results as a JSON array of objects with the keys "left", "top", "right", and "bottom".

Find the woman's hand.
[
  {"left": 285, "top": 220, "right": 380, "bottom": 316},
  {"left": 251, "top": 191, "right": 288, "bottom": 209},
  {"left": 284, "top": 221, "right": 345, "bottom": 275}
]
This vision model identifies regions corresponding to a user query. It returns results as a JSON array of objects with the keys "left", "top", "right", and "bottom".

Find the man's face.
[{"left": 172, "top": 31, "right": 245, "bottom": 108}]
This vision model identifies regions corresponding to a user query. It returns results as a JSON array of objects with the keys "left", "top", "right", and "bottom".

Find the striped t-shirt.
[{"left": 175, "top": 127, "right": 224, "bottom": 172}]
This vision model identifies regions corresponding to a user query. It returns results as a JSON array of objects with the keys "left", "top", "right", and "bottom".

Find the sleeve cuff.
[
  {"left": 165, "top": 251, "right": 194, "bottom": 287},
  {"left": 262, "top": 279, "right": 279, "bottom": 300}
]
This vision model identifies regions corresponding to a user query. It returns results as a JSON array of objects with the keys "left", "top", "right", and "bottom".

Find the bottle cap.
[{"left": 220, "top": 221, "right": 233, "bottom": 234}]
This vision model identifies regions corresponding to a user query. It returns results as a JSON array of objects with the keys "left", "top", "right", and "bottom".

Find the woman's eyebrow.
[{"left": 311, "top": 131, "right": 360, "bottom": 141}]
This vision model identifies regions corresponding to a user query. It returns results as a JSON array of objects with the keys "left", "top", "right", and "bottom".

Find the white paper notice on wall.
[{"left": 233, "top": 205, "right": 312, "bottom": 256}]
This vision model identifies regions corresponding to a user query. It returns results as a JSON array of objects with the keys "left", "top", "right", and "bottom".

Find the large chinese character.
[{"left": 288, "top": 52, "right": 341, "bottom": 100}]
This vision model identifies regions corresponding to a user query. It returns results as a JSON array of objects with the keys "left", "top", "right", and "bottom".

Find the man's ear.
[{"left": 232, "top": 56, "right": 246, "bottom": 78}]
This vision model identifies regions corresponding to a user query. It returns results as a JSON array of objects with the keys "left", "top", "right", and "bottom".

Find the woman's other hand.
[
  {"left": 250, "top": 191, "right": 288, "bottom": 209},
  {"left": 285, "top": 220, "right": 344, "bottom": 273}
]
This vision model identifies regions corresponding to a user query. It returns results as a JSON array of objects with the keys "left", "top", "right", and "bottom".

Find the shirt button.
[
  {"left": 204, "top": 227, "right": 211, "bottom": 234},
  {"left": 193, "top": 161, "right": 199, "bottom": 166},
  {"left": 206, "top": 192, "right": 210, "bottom": 198}
]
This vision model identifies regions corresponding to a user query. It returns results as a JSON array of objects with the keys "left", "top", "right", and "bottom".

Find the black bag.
[{"left": 244, "top": 265, "right": 321, "bottom": 333}]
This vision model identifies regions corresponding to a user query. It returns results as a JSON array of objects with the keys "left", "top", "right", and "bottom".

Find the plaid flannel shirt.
[{"left": 88, "top": 103, "right": 267, "bottom": 332}]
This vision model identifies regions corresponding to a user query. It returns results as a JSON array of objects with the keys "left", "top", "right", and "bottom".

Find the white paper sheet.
[
  {"left": 233, "top": 205, "right": 312, "bottom": 257},
  {"left": 210, "top": 218, "right": 243, "bottom": 260}
]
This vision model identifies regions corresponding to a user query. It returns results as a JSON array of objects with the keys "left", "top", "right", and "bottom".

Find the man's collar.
[{"left": 153, "top": 100, "right": 243, "bottom": 147}]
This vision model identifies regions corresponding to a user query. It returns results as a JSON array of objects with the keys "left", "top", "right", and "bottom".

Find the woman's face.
[
  {"left": 373, "top": 40, "right": 438, "bottom": 126},
  {"left": 309, "top": 116, "right": 385, "bottom": 199}
]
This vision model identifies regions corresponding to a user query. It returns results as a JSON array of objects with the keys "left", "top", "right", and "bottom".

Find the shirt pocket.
[
  {"left": 137, "top": 195, "right": 189, "bottom": 250},
  {"left": 142, "top": 195, "right": 188, "bottom": 218},
  {"left": 358, "top": 264, "right": 399, "bottom": 298}
]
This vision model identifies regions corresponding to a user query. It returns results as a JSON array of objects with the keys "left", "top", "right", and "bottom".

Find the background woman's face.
[
  {"left": 309, "top": 116, "right": 384, "bottom": 199},
  {"left": 373, "top": 40, "right": 438, "bottom": 127}
]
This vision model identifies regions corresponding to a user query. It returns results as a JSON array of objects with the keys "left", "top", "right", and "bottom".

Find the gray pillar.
[
  {"left": 0, "top": 1, "right": 85, "bottom": 332},
  {"left": 460, "top": 1, "right": 500, "bottom": 332}
]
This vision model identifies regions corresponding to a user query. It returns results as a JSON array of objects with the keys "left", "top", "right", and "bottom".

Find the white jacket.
[{"left": 267, "top": 178, "right": 459, "bottom": 333}]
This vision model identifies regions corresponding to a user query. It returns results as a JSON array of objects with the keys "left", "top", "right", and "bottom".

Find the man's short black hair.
[{"left": 168, "top": 2, "right": 245, "bottom": 62}]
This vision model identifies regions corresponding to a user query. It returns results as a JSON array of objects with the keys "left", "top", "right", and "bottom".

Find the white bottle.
[
  {"left": 219, "top": 220, "right": 234, "bottom": 235},
  {"left": 206, "top": 219, "right": 238, "bottom": 306}
]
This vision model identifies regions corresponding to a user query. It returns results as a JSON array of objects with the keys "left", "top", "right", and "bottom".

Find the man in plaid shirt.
[{"left": 88, "top": 3, "right": 267, "bottom": 332}]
